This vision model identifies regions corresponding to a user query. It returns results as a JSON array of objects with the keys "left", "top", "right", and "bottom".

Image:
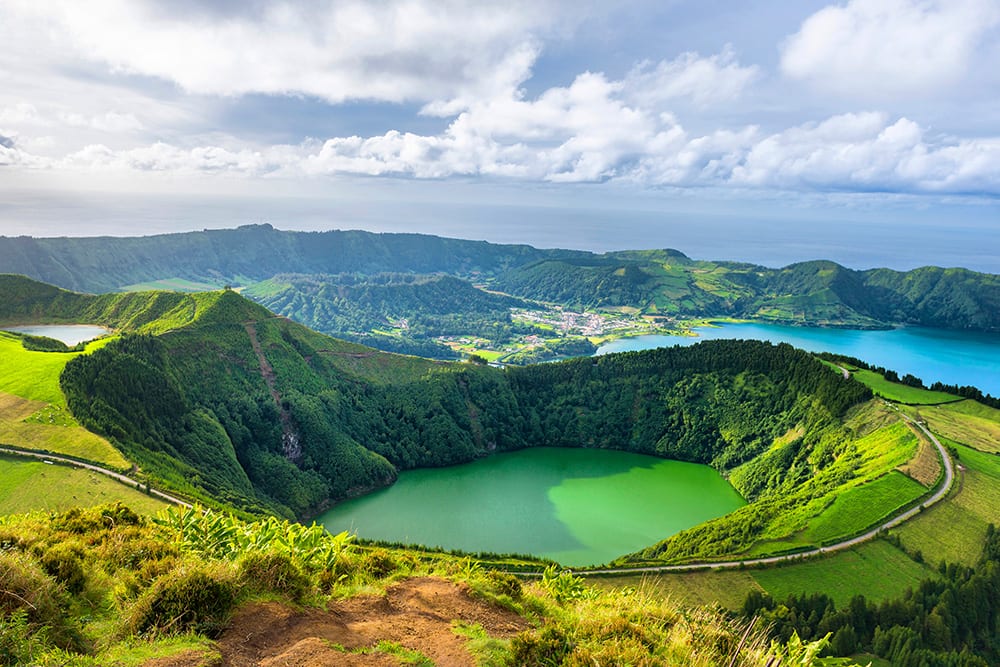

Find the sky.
[{"left": 1, "top": 0, "right": 999, "bottom": 271}]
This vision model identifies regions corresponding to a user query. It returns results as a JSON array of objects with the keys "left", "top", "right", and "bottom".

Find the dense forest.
[
  {"left": 744, "top": 527, "right": 1000, "bottom": 666},
  {"left": 2, "top": 225, "right": 999, "bottom": 335}
]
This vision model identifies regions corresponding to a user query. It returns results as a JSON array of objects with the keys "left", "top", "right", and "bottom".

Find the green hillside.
[
  {"left": 4, "top": 277, "right": 944, "bottom": 565},
  {"left": 2, "top": 226, "right": 999, "bottom": 339}
]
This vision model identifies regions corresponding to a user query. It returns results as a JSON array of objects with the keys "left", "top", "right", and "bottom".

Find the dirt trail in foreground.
[{"left": 149, "top": 577, "right": 528, "bottom": 667}]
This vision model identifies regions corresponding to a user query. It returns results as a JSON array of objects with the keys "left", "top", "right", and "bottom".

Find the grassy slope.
[
  {"left": 797, "top": 471, "right": 927, "bottom": 545},
  {"left": 0, "top": 456, "right": 166, "bottom": 515},
  {"left": 851, "top": 369, "right": 960, "bottom": 404},
  {"left": 916, "top": 399, "right": 1000, "bottom": 453},
  {"left": 750, "top": 539, "right": 936, "bottom": 608},
  {"left": 0, "top": 504, "right": 811, "bottom": 667},
  {"left": 0, "top": 333, "right": 128, "bottom": 468}
]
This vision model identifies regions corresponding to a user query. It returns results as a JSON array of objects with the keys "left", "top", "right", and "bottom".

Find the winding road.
[
  {"left": 2, "top": 408, "right": 955, "bottom": 578},
  {"left": 0, "top": 445, "right": 192, "bottom": 508},
  {"left": 558, "top": 413, "right": 954, "bottom": 576}
]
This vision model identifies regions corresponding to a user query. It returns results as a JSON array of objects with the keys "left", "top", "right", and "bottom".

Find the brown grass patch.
[
  {"left": 0, "top": 392, "right": 44, "bottom": 421},
  {"left": 897, "top": 423, "right": 942, "bottom": 487}
]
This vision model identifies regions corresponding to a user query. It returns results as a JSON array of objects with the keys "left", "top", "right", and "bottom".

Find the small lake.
[
  {"left": 318, "top": 447, "right": 745, "bottom": 566},
  {"left": 2, "top": 325, "right": 110, "bottom": 346},
  {"left": 598, "top": 322, "right": 1000, "bottom": 397}
]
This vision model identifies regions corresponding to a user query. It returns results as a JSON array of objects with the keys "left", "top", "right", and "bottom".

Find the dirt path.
[{"left": 153, "top": 577, "right": 528, "bottom": 667}]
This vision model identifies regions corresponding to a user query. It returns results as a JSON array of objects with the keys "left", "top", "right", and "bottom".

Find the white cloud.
[
  {"left": 625, "top": 46, "right": 759, "bottom": 109},
  {"left": 2, "top": 0, "right": 564, "bottom": 106},
  {"left": 781, "top": 0, "right": 1000, "bottom": 98},
  {"left": 60, "top": 111, "right": 144, "bottom": 133},
  {"left": 730, "top": 112, "right": 1000, "bottom": 194}
]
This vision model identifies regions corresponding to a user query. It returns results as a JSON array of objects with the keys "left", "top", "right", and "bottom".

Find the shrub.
[
  {"left": 126, "top": 564, "right": 237, "bottom": 637},
  {"left": 40, "top": 542, "right": 86, "bottom": 594},
  {"left": 509, "top": 625, "right": 576, "bottom": 666},
  {"left": 361, "top": 549, "right": 397, "bottom": 579},
  {"left": 0, "top": 551, "right": 82, "bottom": 651},
  {"left": 485, "top": 570, "right": 523, "bottom": 600},
  {"left": 237, "top": 550, "right": 311, "bottom": 602}
]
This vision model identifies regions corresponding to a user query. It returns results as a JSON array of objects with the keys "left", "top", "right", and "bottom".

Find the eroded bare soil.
[{"left": 146, "top": 576, "right": 527, "bottom": 667}]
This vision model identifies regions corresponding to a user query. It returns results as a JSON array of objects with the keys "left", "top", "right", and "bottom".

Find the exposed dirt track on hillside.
[{"left": 153, "top": 577, "right": 528, "bottom": 667}]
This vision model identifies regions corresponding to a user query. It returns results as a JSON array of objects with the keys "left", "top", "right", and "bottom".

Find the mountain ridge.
[{"left": 2, "top": 225, "right": 998, "bottom": 338}]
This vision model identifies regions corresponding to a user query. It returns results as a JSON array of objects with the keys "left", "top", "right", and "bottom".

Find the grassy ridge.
[{"left": 850, "top": 369, "right": 960, "bottom": 404}]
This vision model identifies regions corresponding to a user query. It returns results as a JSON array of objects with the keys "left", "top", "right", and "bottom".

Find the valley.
[{"left": 0, "top": 240, "right": 997, "bottom": 665}]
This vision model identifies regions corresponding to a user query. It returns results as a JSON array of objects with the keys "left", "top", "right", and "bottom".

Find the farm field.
[
  {"left": 916, "top": 399, "right": 1000, "bottom": 453},
  {"left": 851, "top": 369, "right": 960, "bottom": 405},
  {"left": 893, "top": 440, "right": 1000, "bottom": 566},
  {"left": 0, "top": 455, "right": 167, "bottom": 515},
  {"left": 750, "top": 539, "right": 937, "bottom": 607}
]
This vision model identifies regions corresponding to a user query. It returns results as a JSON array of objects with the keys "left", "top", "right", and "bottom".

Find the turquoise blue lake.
[
  {"left": 598, "top": 323, "right": 1000, "bottom": 397},
  {"left": 318, "top": 447, "right": 745, "bottom": 566}
]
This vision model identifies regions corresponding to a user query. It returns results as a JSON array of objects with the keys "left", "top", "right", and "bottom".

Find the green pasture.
[
  {"left": 893, "top": 440, "right": 1000, "bottom": 566},
  {"left": 851, "top": 369, "right": 959, "bottom": 405},
  {"left": 798, "top": 471, "right": 927, "bottom": 545},
  {"left": 751, "top": 539, "right": 936, "bottom": 607},
  {"left": 0, "top": 456, "right": 166, "bottom": 516},
  {"left": 0, "top": 333, "right": 129, "bottom": 468},
  {"left": 917, "top": 399, "right": 1000, "bottom": 453},
  {"left": 0, "top": 332, "right": 112, "bottom": 406}
]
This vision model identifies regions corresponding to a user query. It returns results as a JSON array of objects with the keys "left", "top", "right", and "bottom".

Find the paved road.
[
  {"left": 0, "top": 446, "right": 192, "bottom": 508},
  {"left": 523, "top": 412, "right": 954, "bottom": 576}
]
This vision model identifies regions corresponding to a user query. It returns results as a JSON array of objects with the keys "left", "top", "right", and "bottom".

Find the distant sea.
[{"left": 4, "top": 186, "right": 998, "bottom": 274}]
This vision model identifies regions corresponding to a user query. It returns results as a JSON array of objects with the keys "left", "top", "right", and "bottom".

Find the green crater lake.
[{"left": 318, "top": 447, "right": 745, "bottom": 566}]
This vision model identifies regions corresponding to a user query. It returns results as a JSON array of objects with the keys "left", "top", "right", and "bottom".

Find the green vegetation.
[
  {"left": 743, "top": 526, "right": 1000, "bottom": 666},
  {"left": 0, "top": 332, "right": 128, "bottom": 468},
  {"left": 0, "top": 502, "right": 845, "bottom": 666},
  {"left": 851, "top": 369, "right": 960, "bottom": 404},
  {"left": 634, "top": 408, "right": 920, "bottom": 563},
  {"left": 0, "top": 456, "right": 167, "bottom": 516},
  {"left": 244, "top": 273, "right": 537, "bottom": 359},
  {"left": 916, "top": 399, "right": 1000, "bottom": 453},
  {"left": 895, "top": 440, "right": 1000, "bottom": 566},
  {"left": 797, "top": 472, "right": 928, "bottom": 545},
  {"left": 592, "top": 570, "right": 760, "bottom": 610},
  {"left": 119, "top": 277, "right": 224, "bottom": 292},
  {"left": 751, "top": 539, "right": 935, "bottom": 607}
]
